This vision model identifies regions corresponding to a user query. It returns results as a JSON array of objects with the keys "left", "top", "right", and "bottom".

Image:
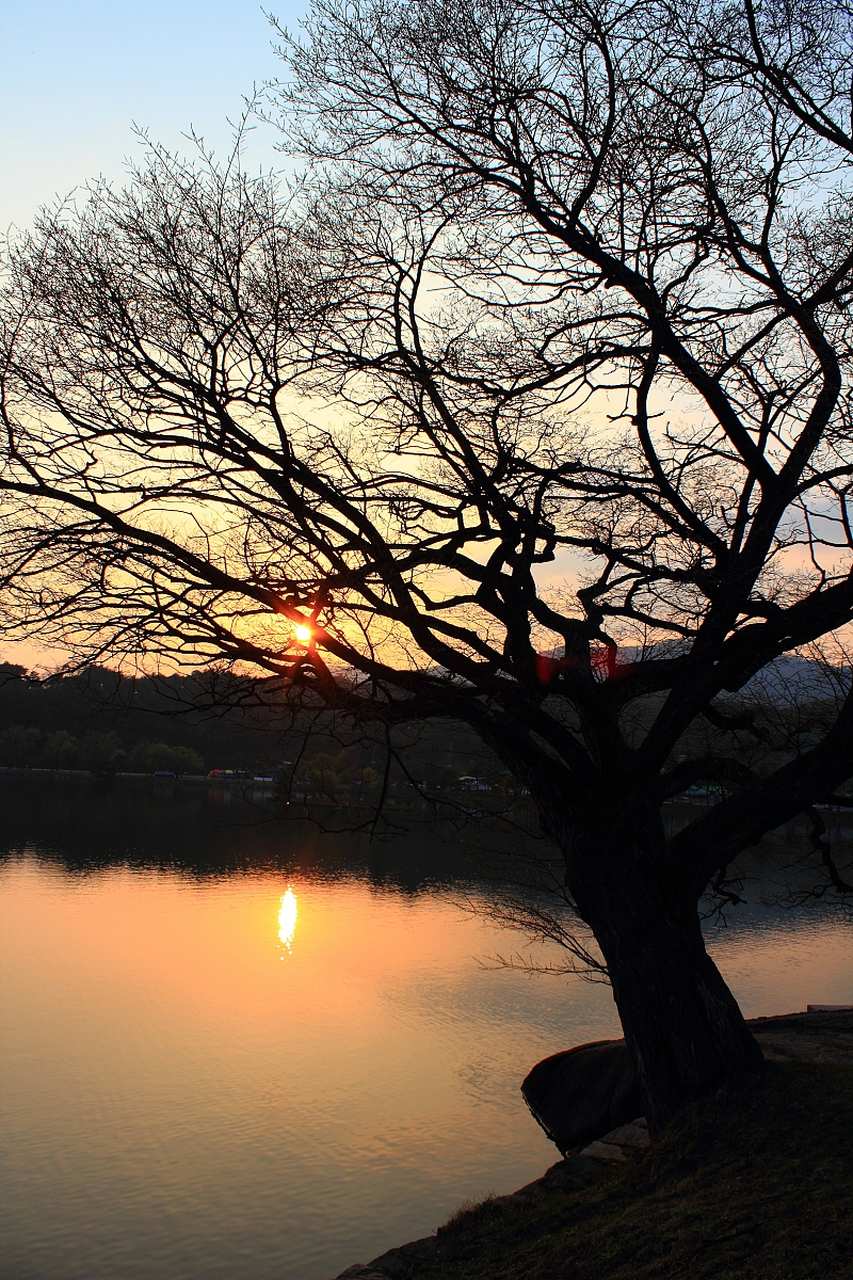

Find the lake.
[{"left": 0, "top": 778, "right": 850, "bottom": 1280}]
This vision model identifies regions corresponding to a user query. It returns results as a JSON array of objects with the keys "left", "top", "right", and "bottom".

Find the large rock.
[
  {"left": 522, "top": 1011, "right": 853, "bottom": 1156},
  {"left": 521, "top": 1038, "right": 642, "bottom": 1154}
]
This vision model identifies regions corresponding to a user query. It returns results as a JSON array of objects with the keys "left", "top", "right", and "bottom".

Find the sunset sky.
[
  {"left": 0, "top": 0, "right": 307, "bottom": 671},
  {"left": 0, "top": 0, "right": 306, "bottom": 233}
]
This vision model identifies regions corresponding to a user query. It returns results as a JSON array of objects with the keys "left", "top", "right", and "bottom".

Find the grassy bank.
[{"left": 417, "top": 1061, "right": 853, "bottom": 1280}]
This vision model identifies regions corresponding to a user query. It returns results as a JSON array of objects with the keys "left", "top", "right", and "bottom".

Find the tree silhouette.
[{"left": 2, "top": 0, "right": 852, "bottom": 1125}]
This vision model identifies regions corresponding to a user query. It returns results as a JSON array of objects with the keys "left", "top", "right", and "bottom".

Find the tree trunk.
[{"left": 561, "top": 797, "right": 764, "bottom": 1132}]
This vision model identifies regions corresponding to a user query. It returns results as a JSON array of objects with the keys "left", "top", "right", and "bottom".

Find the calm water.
[{"left": 0, "top": 780, "right": 850, "bottom": 1280}]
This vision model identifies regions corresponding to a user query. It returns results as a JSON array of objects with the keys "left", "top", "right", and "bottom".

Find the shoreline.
[{"left": 333, "top": 1008, "right": 853, "bottom": 1280}]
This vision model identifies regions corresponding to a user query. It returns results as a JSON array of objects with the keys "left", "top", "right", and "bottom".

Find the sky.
[
  {"left": 0, "top": 0, "right": 307, "bottom": 669},
  {"left": 0, "top": 0, "right": 308, "bottom": 234}
]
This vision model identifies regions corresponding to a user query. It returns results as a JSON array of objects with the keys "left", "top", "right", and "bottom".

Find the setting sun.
[{"left": 294, "top": 625, "right": 312, "bottom": 644}]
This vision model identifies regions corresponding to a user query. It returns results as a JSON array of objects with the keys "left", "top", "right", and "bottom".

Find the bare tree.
[{"left": 1, "top": 0, "right": 852, "bottom": 1126}]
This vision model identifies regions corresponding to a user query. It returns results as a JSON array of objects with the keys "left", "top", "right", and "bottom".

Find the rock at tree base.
[
  {"left": 600, "top": 1121, "right": 650, "bottom": 1147},
  {"left": 523, "top": 1012, "right": 853, "bottom": 1156},
  {"left": 579, "top": 1140, "right": 627, "bottom": 1161},
  {"left": 521, "top": 1038, "right": 642, "bottom": 1154}
]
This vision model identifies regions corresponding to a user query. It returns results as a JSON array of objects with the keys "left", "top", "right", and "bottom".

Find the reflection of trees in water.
[{"left": 2, "top": 778, "right": 850, "bottom": 935}]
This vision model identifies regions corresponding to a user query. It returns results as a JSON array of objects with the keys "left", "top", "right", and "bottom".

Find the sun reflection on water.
[{"left": 278, "top": 887, "right": 298, "bottom": 953}]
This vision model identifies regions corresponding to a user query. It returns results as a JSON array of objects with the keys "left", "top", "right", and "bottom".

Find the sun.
[{"left": 294, "top": 624, "right": 313, "bottom": 644}]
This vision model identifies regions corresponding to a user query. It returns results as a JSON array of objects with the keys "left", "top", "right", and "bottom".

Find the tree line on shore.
[
  {"left": 0, "top": 663, "right": 284, "bottom": 776},
  {"left": 0, "top": 722, "right": 204, "bottom": 777},
  {"left": 0, "top": 661, "right": 511, "bottom": 794}
]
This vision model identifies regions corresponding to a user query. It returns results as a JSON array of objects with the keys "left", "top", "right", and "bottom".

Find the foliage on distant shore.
[
  {"left": 0, "top": 723, "right": 204, "bottom": 776},
  {"left": 0, "top": 662, "right": 281, "bottom": 773},
  {"left": 418, "top": 1062, "right": 853, "bottom": 1280},
  {"left": 0, "top": 661, "right": 519, "bottom": 793}
]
